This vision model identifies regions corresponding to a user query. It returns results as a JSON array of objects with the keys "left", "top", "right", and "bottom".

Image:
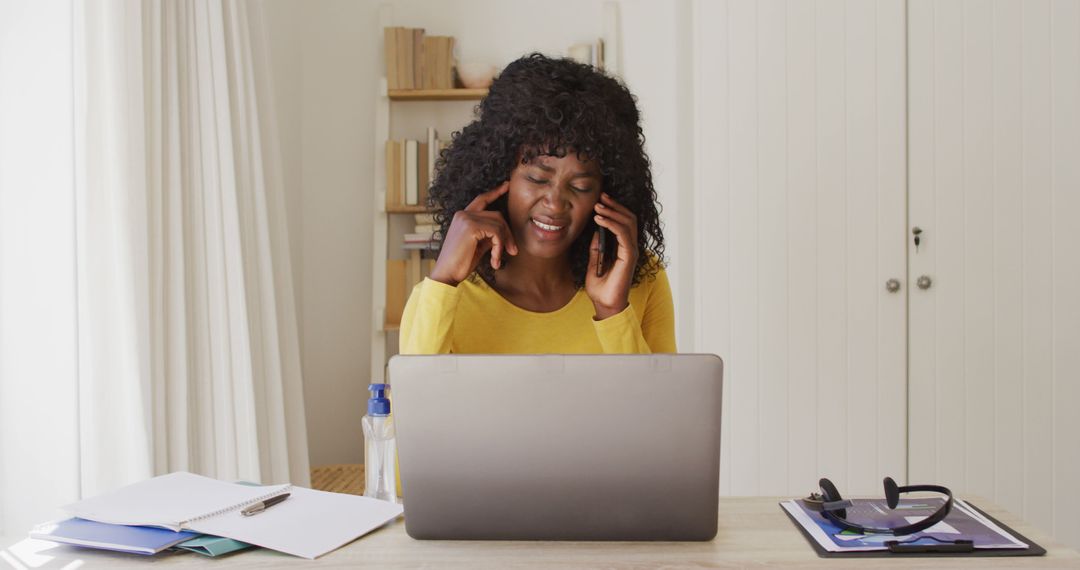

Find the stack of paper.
[{"left": 59, "top": 472, "right": 403, "bottom": 559}]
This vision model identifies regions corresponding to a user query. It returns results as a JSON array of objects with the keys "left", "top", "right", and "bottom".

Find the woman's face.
[{"left": 505, "top": 152, "right": 603, "bottom": 260}]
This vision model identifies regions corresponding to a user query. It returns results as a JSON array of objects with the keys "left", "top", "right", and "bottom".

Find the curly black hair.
[{"left": 426, "top": 52, "right": 665, "bottom": 288}]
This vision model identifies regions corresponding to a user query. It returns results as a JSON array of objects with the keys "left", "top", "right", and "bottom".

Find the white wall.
[
  {"left": 689, "top": 0, "right": 1079, "bottom": 551},
  {"left": 261, "top": 1, "right": 304, "bottom": 310},
  {"left": 259, "top": 0, "right": 692, "bottom": 468},
  {"left": 908, "top": 0, "right": 1080, "bottom": 550},
  {"left": 693, "top": 0, "right": 909, "bottom": 497}
]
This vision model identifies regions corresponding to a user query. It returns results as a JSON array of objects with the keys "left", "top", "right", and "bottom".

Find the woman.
[{"left": 400, "top": 53, "right": 674, "bottom": 354}]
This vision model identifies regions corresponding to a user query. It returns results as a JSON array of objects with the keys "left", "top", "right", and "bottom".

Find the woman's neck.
[{"left": 490, "top": 253, "right": 576, "bottom": 309}]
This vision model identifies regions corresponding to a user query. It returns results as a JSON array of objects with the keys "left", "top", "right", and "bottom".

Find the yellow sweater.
[
  {"left": 392, "top": 263, "right": 674, "bottom": 495},
  {"left": 399, "top": 265, "right": 676, "bottom": 354}
]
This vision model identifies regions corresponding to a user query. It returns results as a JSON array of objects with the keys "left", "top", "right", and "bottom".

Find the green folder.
[
  {"left": 175, "top": 535, "right": 253, "bottom": 557},
  {"left": 173, "top": 480, "right": 259, "bottom": 557}
]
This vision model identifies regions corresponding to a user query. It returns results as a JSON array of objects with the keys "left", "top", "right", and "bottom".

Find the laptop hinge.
[
  {"left": 539, "top": 354, "right": 565, "bottom": 374},
  {"left": 436, "top": 355, "right": 458, "bottom": 374}
]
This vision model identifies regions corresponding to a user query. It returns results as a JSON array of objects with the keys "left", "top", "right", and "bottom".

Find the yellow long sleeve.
[
  {"left": 399, "top": 277, "right": 460, "bottom": 354},
  {"left": 399, "top": 263, "right": 676, "bottom": 355}
]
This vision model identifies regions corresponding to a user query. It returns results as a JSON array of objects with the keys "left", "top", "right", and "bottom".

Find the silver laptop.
[{"left": 388, "top": 353, "right": 723, "bottom": 541}]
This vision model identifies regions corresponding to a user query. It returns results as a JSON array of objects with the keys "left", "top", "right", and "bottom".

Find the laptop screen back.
[{"left": 389, "top": 353, "right": 723, "bottom": 541}]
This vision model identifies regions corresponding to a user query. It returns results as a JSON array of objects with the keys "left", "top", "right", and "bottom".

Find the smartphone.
[{"left": 596, "top": 226, "right": 611, "bottom": 277}]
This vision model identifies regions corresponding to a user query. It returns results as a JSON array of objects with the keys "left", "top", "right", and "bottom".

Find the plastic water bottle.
[{"left": 362, "top": 383, "right": 398, "bottom": 503}]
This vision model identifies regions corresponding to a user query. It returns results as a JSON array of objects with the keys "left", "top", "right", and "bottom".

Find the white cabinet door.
[
  {"left": 694, "top": 0, "right": 908, "bottom": 496},
  {"left": 907, "top": 0, "right": 1080, "bottom": 547}
]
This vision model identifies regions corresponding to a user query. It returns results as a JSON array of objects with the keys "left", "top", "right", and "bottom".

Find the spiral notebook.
[{"left": 61, "top": 471, "right": 403, "bottom": 559}]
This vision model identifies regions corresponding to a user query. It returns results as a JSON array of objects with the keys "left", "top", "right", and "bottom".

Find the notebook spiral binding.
[{"left": 182, "top": 484, "right": 294, "bottom": 526}]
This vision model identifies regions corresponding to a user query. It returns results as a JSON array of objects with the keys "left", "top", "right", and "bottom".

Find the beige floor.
[{"left": 310, "top": 463, "right": 364, "bottom": 495}]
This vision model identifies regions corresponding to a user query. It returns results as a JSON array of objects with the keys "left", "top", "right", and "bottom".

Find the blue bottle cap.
[{"left": 367, "top": 383, "right": 391, "bottom": 416}]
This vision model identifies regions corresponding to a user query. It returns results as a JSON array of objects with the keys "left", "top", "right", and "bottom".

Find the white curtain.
[{"left": 0, "top": 0, "right": 308, "bottom": 537}]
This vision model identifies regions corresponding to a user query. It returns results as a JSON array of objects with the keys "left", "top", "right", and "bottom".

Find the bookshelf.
[
  {"left": 370, "top": 3, "right": 490, "bottom": 383},
  {"left": 385, "top": 204, "right": 441, "bottom": 214},
  {"left": 370, "top": 75, "right": 483, "bottom": 382},
  {"left": 388, "top": 88, "right": 488, "bottom": 101},
  {"left": 369, "top": 3, "right": 622, "bottom": 383}
]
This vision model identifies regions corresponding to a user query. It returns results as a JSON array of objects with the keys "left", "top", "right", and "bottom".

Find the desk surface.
[{"left": 3, "top": 497, "right": 1078, "bottom": 568}]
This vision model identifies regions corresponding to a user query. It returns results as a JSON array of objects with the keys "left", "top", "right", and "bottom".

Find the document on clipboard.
[{"left": 780, "top": 497, "right": 1028, "bottom": 553}]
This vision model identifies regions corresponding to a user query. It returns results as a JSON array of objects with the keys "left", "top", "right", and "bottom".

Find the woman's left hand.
[{"left": 585, "top": 192, "right": 639, "bottom": 320}]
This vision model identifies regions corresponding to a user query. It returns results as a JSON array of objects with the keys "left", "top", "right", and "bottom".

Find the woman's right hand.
[{"left": 428, "top": 182, "right": 518, "bottom": 287}]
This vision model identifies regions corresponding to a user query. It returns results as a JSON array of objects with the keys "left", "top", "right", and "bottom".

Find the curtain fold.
[
  {"left": 73, "top": 0, "right": 309, "bottom": 495},
  {"left": 1, "top": 0, "right": 306, "bottom": 536},
  {"left": 73, "top": 0, "right": 156, "bottom": 497}
]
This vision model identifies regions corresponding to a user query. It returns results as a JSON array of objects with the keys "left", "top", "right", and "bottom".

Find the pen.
[{"left": 241, "top": 493, "right": 290, "bottom": 517}]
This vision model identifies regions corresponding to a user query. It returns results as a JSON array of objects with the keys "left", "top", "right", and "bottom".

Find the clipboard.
[{"left": 782, "top": 501, "right": 1047, "bottom": 558}]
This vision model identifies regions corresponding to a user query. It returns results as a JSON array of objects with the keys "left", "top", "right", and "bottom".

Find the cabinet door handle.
[{"left": 916, "top": 275, "right": 933, "bottom": 290}]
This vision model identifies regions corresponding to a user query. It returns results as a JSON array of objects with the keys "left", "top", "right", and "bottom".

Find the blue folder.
[{"left": 30, "top": 517, "right": 198, "bottom": 555}]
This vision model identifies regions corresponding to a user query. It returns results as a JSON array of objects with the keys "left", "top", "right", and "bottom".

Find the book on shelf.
[
  {"left": 425, "top": 126, "right": 438, "bottom": 202},
  {"left": 418, "top": 142, "right": 429, "bottom": 206},
  {"left": 395, "top": 27, "right": 412, "bottom": 89},
  {"left": 384, "top": 27, "right": 457, "bottom": 90},
  {"left": 385, "top": 129, "right": 448, "bottom": 210},
  {"left": 404, "top": 140, "right": 418, "bottom": 205},
  {"left": 412, "top": 28, "right": 424, "bottom": 89},
  {"left": 403, "top": 233, "right": 435, "bottom": 244},
  {"left": 385, "top": 260, "right": 406, "bottom": 327},
  {"left": 407, "top": 251, "right": 422, "bottom": 291},
  {"left": 404, "top": 208, "right": 440, "bottom": 246},
  {"left": 385, "top": 251, "right": 437, "bottom": 327},
  {"left": 567, "top": 38, "right": 606, "bottom": 71},
  {"left": 384, "top": 139, "right": 404, "bottom": 208}
]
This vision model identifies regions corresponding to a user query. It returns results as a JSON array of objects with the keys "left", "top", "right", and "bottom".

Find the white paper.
[
  {"left": 903, "top": 516, "right": 960, "bottom": 534},
  {"left": 780, "top": 500, "right": 881, "bottom": 552},
  {"left": 188, "top": 486, "right": 403, "bottom": 559},
  {"left": 953, "top": 499, "right": 1028, "bottom": 549},
  {"left": 63, "top": 472, "right": 287, "bottom": 531},
  {"left": 62, "top": 471, "right": 404, "bottom": 558}
]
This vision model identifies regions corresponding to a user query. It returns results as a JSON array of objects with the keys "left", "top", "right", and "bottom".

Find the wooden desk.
[{"left": 3, "top": 496, "right": 1078, "bottom": 568}]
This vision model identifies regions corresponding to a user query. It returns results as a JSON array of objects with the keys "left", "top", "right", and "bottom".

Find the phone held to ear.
[{"left": 596, "top": 227, "right": 610, "bottom": 277}]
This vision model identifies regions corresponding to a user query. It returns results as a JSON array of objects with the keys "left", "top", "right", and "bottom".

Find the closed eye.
[{"left": 527, "top": 176, "right": 590, "bottom": 193}]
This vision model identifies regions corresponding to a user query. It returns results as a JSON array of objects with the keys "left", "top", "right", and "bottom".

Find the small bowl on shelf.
[{"left": 456, "top": 62, "right": 498, "bottom": 89}]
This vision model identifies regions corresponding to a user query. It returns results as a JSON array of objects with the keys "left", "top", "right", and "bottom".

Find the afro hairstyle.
[{"left": 426, "top": 52, "right": 665, "bottom": 288}]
